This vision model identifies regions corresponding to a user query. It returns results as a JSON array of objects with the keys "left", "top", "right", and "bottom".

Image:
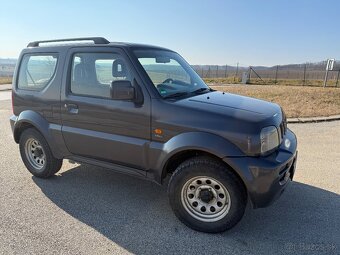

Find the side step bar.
[{"left": 67, "top": 155, "right": 147, "bottom": 180}]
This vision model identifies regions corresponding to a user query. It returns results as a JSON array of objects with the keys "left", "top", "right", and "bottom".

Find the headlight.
[{"left": 260, "top": 126, "right": 279, "bottom": 154}]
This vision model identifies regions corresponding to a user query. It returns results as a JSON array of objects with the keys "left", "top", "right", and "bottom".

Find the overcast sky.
[{"left": 0, "top": 0, "right": 339, "bottom": 66}]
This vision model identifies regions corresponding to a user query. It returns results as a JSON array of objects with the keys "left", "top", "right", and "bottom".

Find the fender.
[
  {"left": 148, "top": 131, "right": 246, "bottom": 183},
  {"left": 12, "top": 110, "right": 65, "bottom": 158}
]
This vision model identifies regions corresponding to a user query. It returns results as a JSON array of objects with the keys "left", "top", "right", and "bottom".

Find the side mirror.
[{"left": 110, "top": 80, "right": 135, "bottom": 100}]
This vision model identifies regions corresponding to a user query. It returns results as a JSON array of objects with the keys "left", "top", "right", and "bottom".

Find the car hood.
[
  {"left": 186, "top": 91, "right": 280, "bottom": 117},
  {"left": 153, "top": 90, "right": 284, "bottom": 155}
]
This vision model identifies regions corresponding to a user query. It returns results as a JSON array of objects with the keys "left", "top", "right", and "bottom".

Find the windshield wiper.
[
  {"left": 192, "top": 87, "right": 211, "bottom": 94},
  {"left": 163, "top": 92, "right": 189, "bottom": 99}
]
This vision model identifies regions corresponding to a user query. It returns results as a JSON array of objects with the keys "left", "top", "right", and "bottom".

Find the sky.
[{"left": 0, "top": 0, "right": 339, "bottom": 66}]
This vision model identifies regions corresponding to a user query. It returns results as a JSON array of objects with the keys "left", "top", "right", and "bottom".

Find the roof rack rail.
[{"left": 27, "top": 37, "right": 110, "bottom": 47}]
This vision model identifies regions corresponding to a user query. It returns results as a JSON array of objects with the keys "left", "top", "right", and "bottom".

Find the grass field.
[
  {"left": 1, "top": 77, "right": 339, "bottom": 118},
  {"left": 2, "top": 76, "right": 339, "bottom": 87},
  {"left": 204, "top": 77, "right": 340, "bottom": 87},
  {"left": 211, "top": 84, "right": 340, "bottom": 118},
  {"left": 0, "top": 77, "right": 12, "bottom": 85}
]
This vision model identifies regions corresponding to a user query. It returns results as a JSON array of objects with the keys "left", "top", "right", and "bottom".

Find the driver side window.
[{"left": 70, "top": 52, "right": 131, "bottom": 98}]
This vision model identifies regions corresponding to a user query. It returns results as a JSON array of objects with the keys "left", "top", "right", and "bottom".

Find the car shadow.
[{"left": 32, "top": 164, "right": 339, "bottom": 255}]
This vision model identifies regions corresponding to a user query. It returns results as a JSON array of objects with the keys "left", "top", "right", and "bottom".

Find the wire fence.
[
  {"left": 1, "top": 60, "right": 340, "bottom": 87},
  {"left": 192, "top": 60, "right": 340, "bottom": 87},
  {"left": 0, "top": 64, "right": 15, "bottom": 77}
]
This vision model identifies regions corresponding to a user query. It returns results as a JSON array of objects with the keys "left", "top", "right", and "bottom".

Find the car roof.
[{"left": 25, "top": 37, "right": 173, "bottom": 52}]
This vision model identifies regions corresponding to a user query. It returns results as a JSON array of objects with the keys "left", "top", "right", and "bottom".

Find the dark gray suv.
[{"left": 10, "top": 37, "right": 297, "bottom": 233}]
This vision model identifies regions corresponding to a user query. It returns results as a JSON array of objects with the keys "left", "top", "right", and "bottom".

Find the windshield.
[{"left": 134, "top": 49, "right": 210, "bottom": 98}]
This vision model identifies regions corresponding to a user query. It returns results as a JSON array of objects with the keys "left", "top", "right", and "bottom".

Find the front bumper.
[{"left": 223, "top": 128, "right": 297, "bottom": 208}]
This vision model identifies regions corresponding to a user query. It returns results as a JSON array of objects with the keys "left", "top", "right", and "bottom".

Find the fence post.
[
  {"left": 274, "top": 65, "right": 279, "bottom": 84},
  {"left": 303, "top": 63, "right": 307, "bottom": 85},
  {"left": 323, "top": 60, "right": 329, "bottom": 88},
  {"left": 248, "top": 66, "right": 251, "bottom": 83},
  {"left": 234, "top": 62, "right": 239, "bottom": 82}
]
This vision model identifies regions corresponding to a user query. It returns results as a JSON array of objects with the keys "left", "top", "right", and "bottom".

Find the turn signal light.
[{"left": 154, "top": 129, "right": 163, "bottom": 135}]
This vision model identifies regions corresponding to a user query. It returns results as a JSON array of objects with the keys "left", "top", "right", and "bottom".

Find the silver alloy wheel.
[
  {"left": 181, "top": 176, "right": 231, "bottom": 222},
  {"left": 24, "top": 138, "right": 46, "bottom": 170}
]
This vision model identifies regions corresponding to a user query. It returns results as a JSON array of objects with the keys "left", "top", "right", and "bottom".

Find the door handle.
[{"left": 64, "top": 103, "right": 79, "bottom": 114}]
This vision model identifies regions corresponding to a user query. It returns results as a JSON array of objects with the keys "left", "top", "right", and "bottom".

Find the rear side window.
[{"left": 17, "top": 54, "right": 58, "bottom": 90}]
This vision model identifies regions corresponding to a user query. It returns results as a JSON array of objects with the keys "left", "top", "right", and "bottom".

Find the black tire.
[
  {"left": 168, "top": 156, "right": 247, "bottom": 233},
  {"left": 19, "top": 128, "right": 62, "bottom": 178}
]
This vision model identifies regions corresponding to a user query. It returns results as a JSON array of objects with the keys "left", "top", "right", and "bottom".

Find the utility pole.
[
  {"left": 225, "top": 64, "right": 228, "bottom": 77},
  {"left": 216, "top": 65, "right": 218, "bottom": 78}
]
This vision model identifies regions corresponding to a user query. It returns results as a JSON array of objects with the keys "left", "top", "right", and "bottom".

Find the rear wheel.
[
  {"left": 19, "top": 128, "right": 62, "bottom": 178},
  {"left": 168, "top": 156, "right": 247, "bottom": 233}
]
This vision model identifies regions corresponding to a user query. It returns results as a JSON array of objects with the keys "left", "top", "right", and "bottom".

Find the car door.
[{"left": 61, "top": 47, "right": 151, "bottom": 170}]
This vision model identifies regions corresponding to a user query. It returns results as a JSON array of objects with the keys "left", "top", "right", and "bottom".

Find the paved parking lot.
[
  {"left": 0, "top": 97, "right": 339, "bottom": 255},
  {"left": 0, "top": 90, "right": 11, "bottom": 101}
]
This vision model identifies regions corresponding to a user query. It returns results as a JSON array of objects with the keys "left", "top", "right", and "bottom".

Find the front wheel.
[{"left": 168, "top": 157, "right": 247, "bottom": 233}]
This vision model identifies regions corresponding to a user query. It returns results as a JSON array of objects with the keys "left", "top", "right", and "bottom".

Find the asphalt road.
[
  {"left": 0, "top": 91, "right": 11, "bottom": 101},
  {"left": 0, "top": 97, "right": 339, "bottom": 255}
]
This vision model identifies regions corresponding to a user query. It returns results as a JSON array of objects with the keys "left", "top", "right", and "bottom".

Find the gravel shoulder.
[{"left": 0, "top": 99, "right": 339, "bottom": 255}]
